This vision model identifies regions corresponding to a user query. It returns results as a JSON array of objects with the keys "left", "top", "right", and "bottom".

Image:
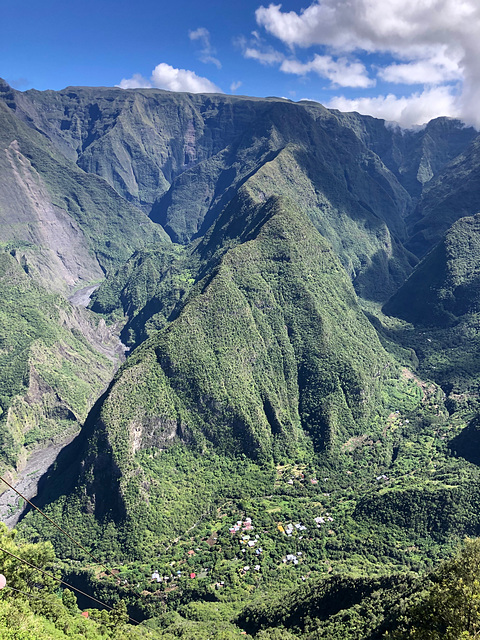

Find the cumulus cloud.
[
  {"left": 281, "top": 54, "right": 375, "bottom": 88},
  {"left": 118, "top": 73, "right": 149, "bottom": 89},
  {"left": 327, "top": 86, "right": 460, "bottom": 129},
  {"left": 255, "top": 1, "right": 476, "bottom": 53},
  {"left": 189, "top": 27, "right": 222, "bottom": 68},
  {"left": 118, "top": 63, "right": 222, "bottom": 93},
  {"left": 230, "top": 80, "right": 242, "bottom": 92},
  {"left": 378, "top": 48, "right": 463, "bottom": 85},
  {"left": 254, "top": 0, "right": 480, "bottom": 127},
  {"left": 238, "top": 28, "right": 373, "bottom": 88}
]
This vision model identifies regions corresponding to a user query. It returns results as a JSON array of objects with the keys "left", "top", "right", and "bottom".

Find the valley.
[{"left": 1, "top": 78, "right": 480, "bottom": 638}]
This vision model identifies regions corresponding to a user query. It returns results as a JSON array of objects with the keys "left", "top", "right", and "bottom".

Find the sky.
[{"left": 2, "top": 0, "right": 480, "bottom": 128}]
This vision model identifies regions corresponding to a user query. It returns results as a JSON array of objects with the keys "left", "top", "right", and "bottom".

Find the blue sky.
[{"left": 2, "top": 0, "right": 479, "bottom": 128}]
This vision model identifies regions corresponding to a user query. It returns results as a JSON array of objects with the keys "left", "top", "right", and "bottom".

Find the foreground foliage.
[{"left": 6, "top": 523, "right": 480, "bottom": 639}]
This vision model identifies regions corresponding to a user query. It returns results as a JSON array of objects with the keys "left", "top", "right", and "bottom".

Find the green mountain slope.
[
  {"left": 0, "top": 252, "right": 121, "bottom": 474},
  {"left": 89, "top": 243, "right": 190, "bottom": 348},
  {"left": 90, "top": 138, "right": 416, "bottom": 353},
  {"left": 6, "top": 81, "right": 480, "bottom": 304},
  {"left": 22, "top": 190, "right": 400, "bottom": 557},
  {"left": 335, "top": 112, "right": 477, "bottom": 199},
  {"left": 6, "top": 81, "right": 480, "bottom": 635},
  {"left": 105, "top": 192, "right": 391, "bottom": 459},
  {"left": 0, "top": 81, "right": 432, "bottom": 301},
  {"left": 4, "top": 80, "right": 479, "bottom": 302},
  {"left": 383, "top": 214, "right": 480, "bottom": 410},
  {"left": 385, "top": 213, "right": 480, "bottom": 326}
]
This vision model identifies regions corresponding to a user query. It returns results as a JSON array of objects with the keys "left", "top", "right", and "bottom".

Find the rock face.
[
  {"left": 407, "top": 136, "right": 480, "bottom": 258},
  {"left": 0, "top": 252, "right": 124, "bottom": 475},
  {"left": 0, "top": 94, "right": 167, "bottom": 296}
]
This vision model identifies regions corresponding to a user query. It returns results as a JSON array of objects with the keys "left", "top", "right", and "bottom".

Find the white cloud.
[
  {"left": 118, "top": 63, "right": 222, "bottom": 93},
  {"left": 378, "top": 48, "right": 463, "bottom": 85},
  {"left": 327, "top": 86, "right": 460, "bottom": 128},
  {"left": 280, "top": 54, "right": 374, "bottom": 88},
  {"left": 118, "top": 73, "right": 150, "bottom": 89},
  {"left": 230, "top": 80, "right": 242, "bottom": 92},
  {"left": 244, "top": 46, "right": 285, "bottom": 65},
  {"left": 237, "top": 35, "right": 285, "bottom": 66},
  {"left": 189, "top": 27, "right": 209, "bottom": 41},
  {"left": 189, "top": 27, "right": 222, "bottom": 69},
  {"left": 255, "top": 1, "right": 477, "bottom": 54},
  {"left": 255, "top": 0, "right": 480, "bottom": 127}
]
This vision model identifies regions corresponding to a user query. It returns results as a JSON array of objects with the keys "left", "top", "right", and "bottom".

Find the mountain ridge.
[{"left": 5, "top": 79, "right": 476, "bottom": 302}]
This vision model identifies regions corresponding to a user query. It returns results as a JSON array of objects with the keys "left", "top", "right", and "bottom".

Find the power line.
[
  {"left": 5, "top": 584, "right": 42, "bottom": 599},
  {"left": 0, "top": 544, "right": 141, "bottom": 625},
  {"left": 0, "top": 478, "right": 145, "bottom": 625},
  {"left": 0, "top": 476, "right": 111, "bottom": 575}
]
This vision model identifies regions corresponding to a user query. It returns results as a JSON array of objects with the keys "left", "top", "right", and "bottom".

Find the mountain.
[
  {"left": 0, "top": 80, "right": 167, "bottom": 295},
  {"left": 335, "top": 112, "right": 477, "bottom": 199},
  {"left": 385, "top": 213, "right": 480, "bottom": 326},
  {"left": 4, "top": 80, "right": 478, "bottom": 302},
  {"left": 4, "top": 80, "right": 480, "bottom": 634},
  {"left": 3, "top": 80, "right": 470, "bottom": 302},
  {"left": 89, "top": 242, "right": 189, "bottom": 348},
  {"left": 22, "top": 189, "right": 401, "bottom": 556},
  {"left": 383, "top": 213, "right": 480, "bottom": 410},
  {"left": 407, "top": 134, "right": 480, "bottom": 258},
  {"left": 0, "top": 80, "right": 170, "bottom": 488}
]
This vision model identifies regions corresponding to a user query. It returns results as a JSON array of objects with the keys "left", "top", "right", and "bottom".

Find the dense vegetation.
[
  {"left": 3, "top": 79, "right": 480, "bottom": 637},
  {"left": 383, "top": 213, "right": 480, "bottom": 417},
  {"left": 7, "top": 78, "right": 471, "bottom": 301}
]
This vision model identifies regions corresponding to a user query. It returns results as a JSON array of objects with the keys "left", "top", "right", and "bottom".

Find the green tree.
[
  {"left": 61, "top": 589, "right": 78, "bottom": 615},
  {"left": 109, "top": 599, "right": 129, "bottom": 628},
  {"left": 398, "top": 538, "right": 480, "bottom": 639}
]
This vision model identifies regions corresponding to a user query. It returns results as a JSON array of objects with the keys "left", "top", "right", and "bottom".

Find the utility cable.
[
  {"left": 5, "top": 584, "right": 41, "bottom": 599},
  {"left": 0, "top": 476, "right": 111, "bottom": 575},
  {"left": 0, "top": 545, "right": 141, "bottom": 625}
]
